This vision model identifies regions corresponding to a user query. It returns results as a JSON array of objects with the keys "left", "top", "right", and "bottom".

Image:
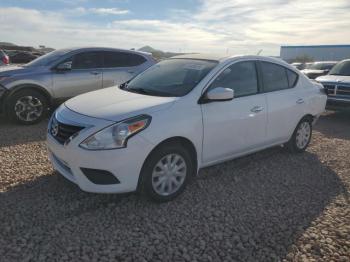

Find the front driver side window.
[{"left": 209, "top": 61, "right": 258, "bottom": 97}]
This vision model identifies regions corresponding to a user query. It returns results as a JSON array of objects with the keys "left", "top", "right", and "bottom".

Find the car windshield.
[
  {"left": 123, "top": 59, "right": 218, "bottom": 97},
  {"left": 308, "top": 63, "right": 335, "bottom": 70},
  {"left": 329, "top": 61, "right": 350, "bottom": 76},
  {"left": 24, "top": 49, "right": 72, "bottom": 67}
]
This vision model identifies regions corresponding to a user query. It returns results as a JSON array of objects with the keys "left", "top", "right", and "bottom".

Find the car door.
[
  {"left": 258, "top": 61, "right": 306, "bottom": 144},
  {"left": 102, "top": 51, "right": 148, "bottom": 88},
  {"left": 201, "top": 60, "right": 268, "bottom": 164},
  {"left": 52, "top": 51, "right": 103, "bottom": 99}
]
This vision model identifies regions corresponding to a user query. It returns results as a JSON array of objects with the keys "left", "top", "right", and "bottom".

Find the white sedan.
[{"left": 47, "top": 54, "right": 327, "bottom": 201}]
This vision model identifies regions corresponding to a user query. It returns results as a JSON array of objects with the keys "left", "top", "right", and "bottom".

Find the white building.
[{"left": 280, "top": 45, "right": 350, "bottom": 62}]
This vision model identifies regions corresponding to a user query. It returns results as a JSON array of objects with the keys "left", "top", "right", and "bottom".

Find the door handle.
[
  {"left": 90, "top": 71, "right": 101, "bottom": 75},
  {"left": 296, "top": 98, "right": 304, "bottom": 104},
  {"left": 250, "top": 106, "right": 264, "bottom": 113}
]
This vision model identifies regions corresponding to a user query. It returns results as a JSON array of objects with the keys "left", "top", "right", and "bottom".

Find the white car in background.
[{"left": 47, "top": 54, "right": 327, "bottom": 202}]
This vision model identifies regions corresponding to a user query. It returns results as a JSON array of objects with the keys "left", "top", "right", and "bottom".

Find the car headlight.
[{"left": 79, "top": 115, "right": 151, "bottom": 150}]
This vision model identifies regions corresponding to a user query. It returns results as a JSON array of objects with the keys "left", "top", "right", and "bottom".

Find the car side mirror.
[
  {"left": 56, "top": 61, "right": 72, "bottom": 71},
  {"left": 199, "top": 87, "right": 234, "bottom": 104}
]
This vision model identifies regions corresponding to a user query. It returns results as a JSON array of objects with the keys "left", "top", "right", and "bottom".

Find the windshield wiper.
[
  {"left": 126, "top": 87, "right": 174, "bottom": 97},
  {"left": 127, "top": 87, "right": 151, "bottom": 95}
]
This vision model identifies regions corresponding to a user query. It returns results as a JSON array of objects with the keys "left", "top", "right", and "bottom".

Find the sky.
[{"left": 0, "top": 0, "right": 350, "bottom": 56}]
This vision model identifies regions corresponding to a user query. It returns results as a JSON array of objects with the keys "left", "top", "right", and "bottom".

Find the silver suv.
[
  {"left": 316, "top": 59, "right": 350, "bottom": 109},
  {"left": 0, "top": 47, "right": 156, "bottom": 124}
]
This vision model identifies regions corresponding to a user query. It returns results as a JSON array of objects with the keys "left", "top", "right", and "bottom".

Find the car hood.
[
  {"left": 301, "top": 69, "right": 324, "bottom": 74},
  {"left": 316, "top": 74, "right": 350, "bottom": 83},
  {"left": 0, "top": 65, "right": 40, "bottom": 75},
  {"left": 65, "top": 86, "right": 177, "bottom": 122}
]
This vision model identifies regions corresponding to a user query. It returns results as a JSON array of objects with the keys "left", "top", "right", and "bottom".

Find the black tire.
[
  {"left": 285, "top": 117, "right": 313, "bottom": 153},
  {"left": 7, "top": 89, "right": 48, "bottom": 125},
  {"left": 139, "top": 143, "right": 195, "bottom": 202}
]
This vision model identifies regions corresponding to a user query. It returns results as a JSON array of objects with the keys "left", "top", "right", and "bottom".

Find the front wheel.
[
  {"left": 7, "top": 90, "right": 48, "bottom": 125},
  {"left": 285, "top": 117, "right": 312, "bottom": 153},
  {"left": 140, "top": 143, "right": 194, "bottom": 202}
]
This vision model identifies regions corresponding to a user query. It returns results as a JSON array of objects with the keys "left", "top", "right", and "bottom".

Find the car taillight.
[{"left": 2, "top": 55, "right": 9, "bottom": 65}]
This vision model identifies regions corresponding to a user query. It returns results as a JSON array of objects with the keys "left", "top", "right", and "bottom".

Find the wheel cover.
[
  {"left": 14, "top": 96, "right": 43, "bottom": 122},
  {"left": 151, "top": 153, "right": 187, "bottom": 196},
  {"left": 296, "top": 122, "right": 311, "bottom": 149}
]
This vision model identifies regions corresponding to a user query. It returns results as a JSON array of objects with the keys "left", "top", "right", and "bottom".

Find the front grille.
[
  {"left": 337, "top": 85, "right": 350, "bottom": 96},
  {"left": 323, "top": 84, "right": 335, "bottom": 95},
  {"left": 50, "top": 116, "right": 84, "bottom": 145},
  {"left": 322, "top": 83, "right": 350, "bottom": 97}
]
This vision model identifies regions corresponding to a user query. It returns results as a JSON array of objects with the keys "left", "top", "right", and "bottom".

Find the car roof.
[
  {"left": 171, "top": 53, "right": 231, "bottom": 62},
  {"left": 313, "top": 61, "right": 338, "bottom": 64},
  {"left": 170, "top": 54, "right": 289, "bottom": 66},
  {"left": 61, "top": 47, "right": 153, "bottom": 57}
]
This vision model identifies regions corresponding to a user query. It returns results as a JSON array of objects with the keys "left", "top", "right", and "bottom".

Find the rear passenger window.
[
  {"left": 209, "top": 61, "right": 258, "bottom": 97},
  {"left": 127, "top": 53, "right": 147, "bottom": 66},
  {"left": 103, "top": 52, "right": 146, "bottom": 68},
  {"left": 261, "top": 62, "right": 289, "bottom": 92},
  {"left": 72, "top": 52, "right": 102, "bottom": 69},
  {"left": 286, "top": 69, "right": 298, "bottom": 88}
]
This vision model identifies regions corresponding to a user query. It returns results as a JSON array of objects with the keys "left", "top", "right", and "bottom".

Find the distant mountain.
[
  {"left": 138, "top": 45, "right": 158, "bottom": 53},
  {"left": 0, "top": 42, "right": 54, "bottom": 54},
  {"left": 138, "top": 46, "right": 183, "bottom": 60},
  {"left": 37, "top": 47, "right": 55, "bottom": 53},
  {"left": 0, "top": 42, "right": 16, "bottom": 46}
]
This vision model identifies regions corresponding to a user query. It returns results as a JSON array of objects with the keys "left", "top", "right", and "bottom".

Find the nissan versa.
[{"left": 47, "top": 55, "right": 327, "bottom": 202}]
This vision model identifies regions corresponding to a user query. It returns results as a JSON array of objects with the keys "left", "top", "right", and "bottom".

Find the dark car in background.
[
  {"left": 291, "top": 62, "right": 306, "bottom": 70},
  {"left": 316, "top": 59, "right": 350, "bottom": 109},
  {"left": 0, "top": 49, "right": 10, "bottom": 66},
  {"left": 9, "top": 51, "right": 40, "bottom": 64},
  {"left": 301, "top": 61, "right": 337, "bottom": 79}
]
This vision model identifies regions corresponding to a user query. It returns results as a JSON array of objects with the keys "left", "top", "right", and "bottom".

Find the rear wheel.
[
  {"left": 286, "top": 117, "right": 312, "bottom": 153},
  {"left": 140, "top": 143, "right": 194, "bottom": 202},
  {"left": 7, "top": 90, "right": 48, "bottom": 125}
]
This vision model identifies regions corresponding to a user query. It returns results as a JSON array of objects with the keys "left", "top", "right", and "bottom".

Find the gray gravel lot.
[{"left": 0, "top": 111, "right": 349, "bottom": 261}]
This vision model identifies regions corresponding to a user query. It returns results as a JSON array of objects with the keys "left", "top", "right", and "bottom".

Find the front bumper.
[
  {"left": 326, "top": 97, "right": 350, "bottom": 110},
  {"left": 0, "top": 85, "right": 8, "bottom": 113},
  {"left": 47, "top": 106, "right": 155, "bottom": 194}
]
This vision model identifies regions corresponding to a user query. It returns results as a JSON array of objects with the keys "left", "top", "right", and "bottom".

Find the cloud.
[
  {"left": 0, "top": 7, "right": 220, "bottom": 53},
  {"left": 0, "top": 1, "right": 349, "bottom": 55},
  {"left": 69, "top": 7, "right": 130, "bottom": 16},
  {"left": 193, "top": 0, "right": 350, "bottom": 48},
  {"left": 88, "top": 8, "right": 130, "bottom": 15}
]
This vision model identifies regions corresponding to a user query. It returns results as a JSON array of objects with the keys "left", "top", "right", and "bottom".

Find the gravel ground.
[{"left": 0, "top": 111, "right": 349, "bottom": 262}]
